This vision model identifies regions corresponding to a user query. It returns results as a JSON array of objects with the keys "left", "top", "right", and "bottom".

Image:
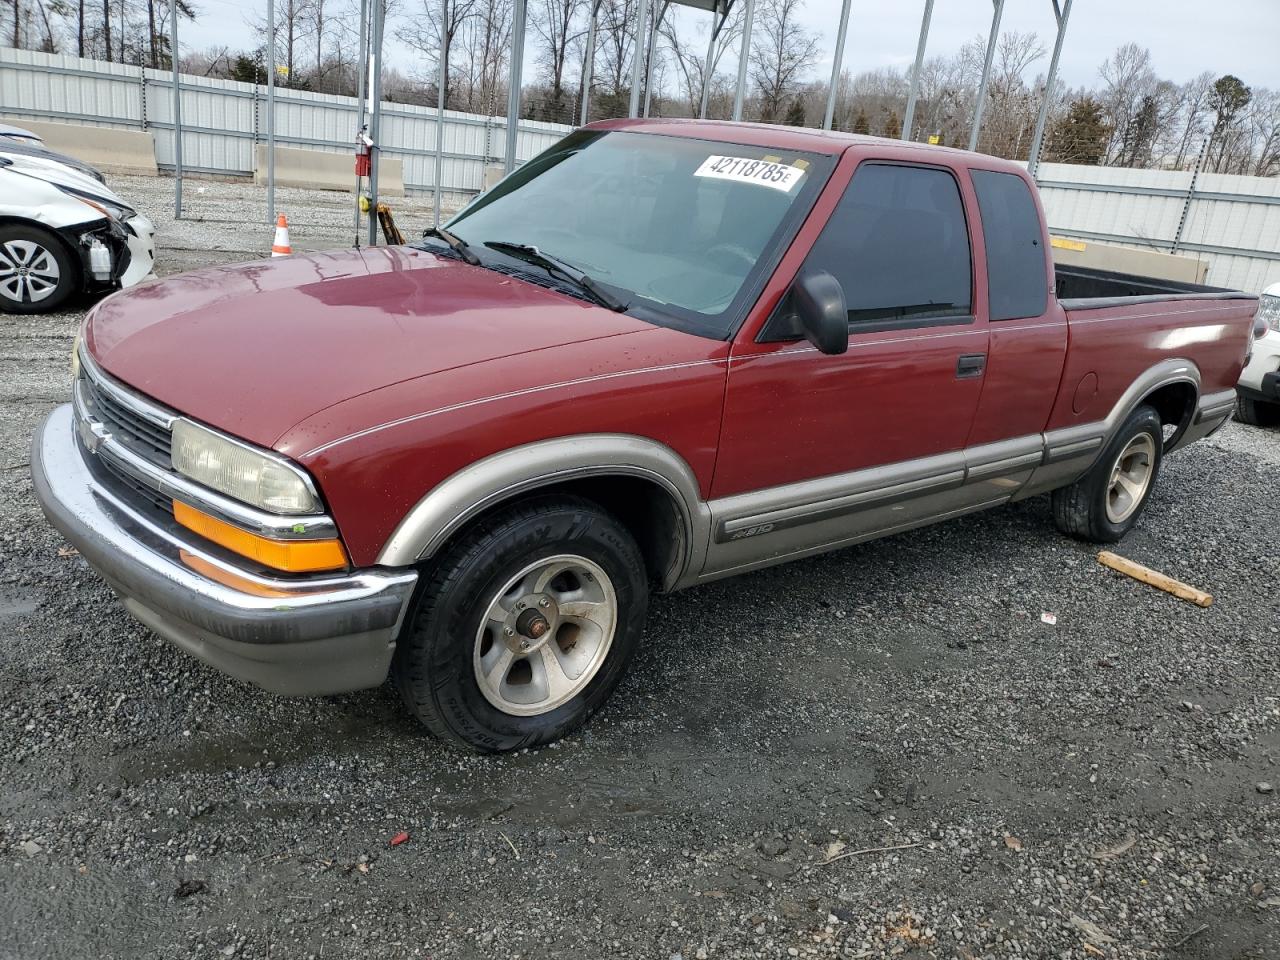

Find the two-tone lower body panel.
[
  {"left": 31, "top": 405, "right": 417, "bottom": 695},
  {"left": 697, "top": 388, "right": 1236, "bottom": 584}
]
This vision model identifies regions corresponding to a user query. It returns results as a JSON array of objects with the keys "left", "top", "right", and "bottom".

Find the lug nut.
[
  {"left": 504, "top": 627, "right": 515, "bottom": 637},
  {"left": 519, "top": 639, "right": 531, "bottom": 651},
  {"left": 538, "top": 598, "right": 550, "bottom": 608}
]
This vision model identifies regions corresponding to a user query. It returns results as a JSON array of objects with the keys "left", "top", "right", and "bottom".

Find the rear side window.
[
  {"left": 803, "top": 163, "right": 973, "bottom": 328},
  {"left": 971, "top": 170, "right": 1048, "bottom": 320}
]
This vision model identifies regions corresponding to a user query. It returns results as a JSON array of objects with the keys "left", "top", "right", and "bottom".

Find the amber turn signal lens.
[{"left": 173, "top": 501, "right": 348, "bottom": 573}]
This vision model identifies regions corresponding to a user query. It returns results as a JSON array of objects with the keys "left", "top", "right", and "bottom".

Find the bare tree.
[
  {"left": 529, "top": 0, "right": 582, "bottom": 115},
  {"left": 658, "top": 6, "right": 741, "bottom": 117},
  {"left": 397, "top": 0, "right": 477, "bottom": 105},
  {"left": 748, "top": 0, "right": 817, "bottom": 123}
]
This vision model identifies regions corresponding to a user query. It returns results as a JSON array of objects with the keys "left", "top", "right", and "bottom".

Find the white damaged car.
[
  {"left": 1236, "top": 281, "right": 1280, "bottom": 426},
  {"left": 0, "top": 152, "right": 155, "bottom": 314}
]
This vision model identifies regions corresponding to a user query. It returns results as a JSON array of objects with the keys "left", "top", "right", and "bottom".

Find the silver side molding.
[{"left": 376, "top": 434, "right": 711, "bottom": 589}]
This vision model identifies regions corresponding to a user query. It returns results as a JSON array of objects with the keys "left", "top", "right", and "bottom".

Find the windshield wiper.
[
  {"left": 484, "top": 240, "right": 628, "bottom": 312},
  {"left": 422, "top": 226, "right": 481, "bottom": 265}
]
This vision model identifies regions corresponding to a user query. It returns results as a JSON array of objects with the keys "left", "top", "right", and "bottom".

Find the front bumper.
[
  {"left": 118, "top": 213, "right": 156, "bottom": 288},
  {"left": 31, "top": 404, "right": 418, "bottom": 695}
]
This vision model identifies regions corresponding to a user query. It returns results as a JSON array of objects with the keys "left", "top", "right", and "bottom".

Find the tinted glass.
[
  {"left": 445, "top": 130, "right": 833, "bottom": 338},
  {"left": 971, "top": 169, "right": 1048, "bottom": 321},
  {"left": 803, "top": 163, "right": 972, "bottom": 327}
]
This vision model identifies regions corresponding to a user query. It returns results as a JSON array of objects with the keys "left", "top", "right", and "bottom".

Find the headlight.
[
  {"left": 58, "top": 185, "right": 132, "bottom": 221},
  {"left": 1258, "top": 293, "right": 1280, "bottom": 334},
  {"left": 172, "top": 419, "right": 320, "bottom": 515}
]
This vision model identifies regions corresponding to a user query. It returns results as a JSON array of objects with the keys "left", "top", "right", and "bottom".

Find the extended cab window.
[
  {"left": 804, "top": 163, "right": 972, "bottom": 329},
  {"left": 971, "top": 169, "right": 1048, "bottom": 321},
  {"left": 443, "top": 130, "right": 833, "bottom": 338}
]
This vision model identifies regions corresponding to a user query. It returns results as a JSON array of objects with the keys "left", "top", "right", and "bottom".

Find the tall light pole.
[
  {"left": 504, "top": 0, "right": 526, "bottom": 172},
  {"left": 266, "top": 0, "right": 277, "bottom": 223},
  {"left": 968, "top": 0, "right": 1005, "bottom": 152},
  {"left": 731, "top": 0, "right": 753, "bottom": 121},
  {"left": 1028, "top": 0, "right": 1073, "bottom": 176},
  {"left": 901, "top": 0, "right": 934, "bottom": 140},
  {"left": 434, "top": 0, "right": 447, "bottom": 226},
  {"left": 628, "top": 0, "right": 649, "bottom": 117},
  {"left": 822, "top": 0, "right": 851, "bottom": 131},
  {"left": 171, "top": 0, "right": 183, "bottom": 219}
]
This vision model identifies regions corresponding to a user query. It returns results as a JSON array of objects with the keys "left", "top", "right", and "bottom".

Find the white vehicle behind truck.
[
  {"left": 1236, "top": 282, "right": 1280, "bottom": 425},
  {"left": 0, "top": 151, "right": 155, "bottom": 314}
]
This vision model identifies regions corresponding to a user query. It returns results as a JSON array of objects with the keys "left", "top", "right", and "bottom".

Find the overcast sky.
[{"left": 190, "top": 0, "right": 1279, "bottom": 92}]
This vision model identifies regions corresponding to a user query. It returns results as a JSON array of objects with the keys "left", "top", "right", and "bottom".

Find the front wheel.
[
  {"left": 1052, "top": 404, "right": 1163, "bottom": 543},
  {"left": 392, "top": 496, "right": 649, "bottom": 752},
  {"left": 0, "top": 225, "right": 78, "bottom": 314}
]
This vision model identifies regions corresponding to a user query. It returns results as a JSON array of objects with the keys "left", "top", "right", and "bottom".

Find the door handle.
[{"left": 956, "top": 354, "right": 986, "bottom": 379}]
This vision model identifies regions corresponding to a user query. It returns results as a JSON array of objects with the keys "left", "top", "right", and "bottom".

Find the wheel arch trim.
[{"left": 375, "top": 434, "right": 711, "bottom": 588}]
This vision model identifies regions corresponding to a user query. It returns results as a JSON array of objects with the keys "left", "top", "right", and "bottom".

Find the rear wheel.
[
  {"left": 392, "top": 496, "right": 649, "bottom": 752},
  {"left": 1052, "top": 404, "right": 1163, "bottom": 543},
  {"left": 0, "top": 225, "right": 78, "bottom": 314},
  {"left": 1234, "top": 394, "right": 1280, "bottom": 427}
]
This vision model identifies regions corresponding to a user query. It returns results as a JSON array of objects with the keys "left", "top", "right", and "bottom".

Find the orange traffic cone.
[{"left": 271, "top": 214, "right": 292, "bottom": 257}]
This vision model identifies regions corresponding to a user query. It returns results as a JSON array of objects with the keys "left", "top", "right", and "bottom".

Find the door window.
[
  {"left": 971, "top": 169, "right": 1048, "bottom": 321},
  {"left": 802, "top": 163, "right": 973, "bottom": 329}
]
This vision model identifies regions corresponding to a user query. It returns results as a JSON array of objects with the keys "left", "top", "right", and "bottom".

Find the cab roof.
[{"left": 588, "top": 117, "right": 1029, "bottom": 174}]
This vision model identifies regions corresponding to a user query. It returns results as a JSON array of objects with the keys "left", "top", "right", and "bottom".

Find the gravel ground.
[{"left": 2, "top": 175, "right": 1279, "bottom": 960}]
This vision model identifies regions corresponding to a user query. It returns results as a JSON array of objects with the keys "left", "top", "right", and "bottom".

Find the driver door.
[{"left": 705, "top": 160, "right": 992, "bottom": 578}]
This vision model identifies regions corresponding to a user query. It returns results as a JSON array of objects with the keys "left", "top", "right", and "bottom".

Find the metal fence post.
[
  {"left": 580, "top": 0, "right": 601, "bottom": 125},
  {"left": 1172, "top": 143, "right": 1206, "bottom": 253},
  {"left": 822, "top": 0, "right": 851, "bottom": 131},
  {"left": 267, "top": 0, "right": 277, "bottom": 223},
  {"left": 138, "top": 52, "right": 148, "bottom": 130},
  {"left": 434, "top": 0, "right": 447, "bottom": 226},
  {"left": 171, "top": 0, "right": 182, "bottom": 219},
  {"left": 731, "top": 0, "right": 753, "bottom": 121},
  {"left": 968, "top": 0, "right": 1005, "bottom": 152},
  {"left": 698, "top": 12, "right": 719, "bottom": 120},
  {"left": 354, "top": 0, "right": 368, "bottom": 241},
  {"left": 1027, "top": 0, "right": 1073, "bottom": 177},
  {"left": 628, "top": 0, "right": 649, "bottom": 118},
  {"left": 901, "top": 0, "right": 934, "bottom": 141},
  {"left": 642, "top": 0, "right": 667, "bottom": 118},
  {"left": 504, "top": 0, "right": 526, "bottom": 173},
  {"left": 367, "top": 0, "right": 385, "bottom": 244}
]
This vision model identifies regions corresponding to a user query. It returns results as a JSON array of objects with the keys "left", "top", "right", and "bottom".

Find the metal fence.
[
  {"left": 1036, "top": 162, "right": 1280, "bottom": 294},
  {"left": 0, "top": 48, "right": 574, "bottom": 198},
  {"left": 4, "top": 49, "right": 1278, "bottom": 292}
]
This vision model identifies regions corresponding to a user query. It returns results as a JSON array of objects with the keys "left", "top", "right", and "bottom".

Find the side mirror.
[{"left": 792, "top": 269, "right": 849, "bottom": 355}]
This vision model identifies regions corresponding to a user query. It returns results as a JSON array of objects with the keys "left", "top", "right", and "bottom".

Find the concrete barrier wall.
[
  {"left": 2, "top": 117, "right": 158, "bottom": 176},
  {"left": 253, "top": 144, "right": 404, "bottom": 196},
  {"left": 1050, "top": 236, "right": 1210, "bottom": 285}
]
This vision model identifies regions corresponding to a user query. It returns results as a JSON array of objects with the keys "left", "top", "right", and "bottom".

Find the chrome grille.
[{"left": 77, "top": 360, "right": 173, "bottom": 467}]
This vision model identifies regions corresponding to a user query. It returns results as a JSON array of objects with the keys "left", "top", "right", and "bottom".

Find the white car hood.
[{"left": 0, "top": 151, "right": 134, "bottom": 211}]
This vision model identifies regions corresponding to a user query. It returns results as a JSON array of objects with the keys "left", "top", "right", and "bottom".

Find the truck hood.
[{"left": 85, "top": 246, "right": 659, "bottom": 448}]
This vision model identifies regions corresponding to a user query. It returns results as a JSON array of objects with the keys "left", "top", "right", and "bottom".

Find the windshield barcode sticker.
[{"left": 694, "top": 155, "right": 806, "bottom": 192}]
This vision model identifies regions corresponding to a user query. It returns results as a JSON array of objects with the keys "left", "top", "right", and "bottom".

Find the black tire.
[
  {"left": 0, "top": 224, "right": 79, "bottom": 314},
  {"left": 392, "top": 496, "right": 649, "bottom": 753},
  {"left": 1052, "top": 404, "right": 1163, "bottom": 544},
  {"left": 1233, "top": 394, "right": 1280, "bottom": 427}
]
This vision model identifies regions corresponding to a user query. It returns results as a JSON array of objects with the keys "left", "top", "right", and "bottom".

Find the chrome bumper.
[{"left": 31, "top": 404, "right": 418, "bottom": 696}]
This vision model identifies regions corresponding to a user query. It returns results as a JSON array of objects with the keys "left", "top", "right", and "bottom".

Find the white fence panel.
[
  {"left": 1036, "top": 162, "right": 1280, "bottom": 293},
  {"left": 1, "top": 48, "right": 572, "bottom": 196}
]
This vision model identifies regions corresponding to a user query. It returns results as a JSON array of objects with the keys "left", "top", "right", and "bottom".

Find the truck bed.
[{"left": 1055, "top": 264, "right": 1244, "bottom": 308}]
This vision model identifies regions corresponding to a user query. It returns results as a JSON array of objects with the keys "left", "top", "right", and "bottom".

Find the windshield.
[{"left": 444, "top": 129, "right": 834, "bottom": 338}]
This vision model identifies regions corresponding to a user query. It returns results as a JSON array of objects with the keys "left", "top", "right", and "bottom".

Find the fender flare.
[{"left": 376, "top": 434, "right": 712, "bottom": 588}]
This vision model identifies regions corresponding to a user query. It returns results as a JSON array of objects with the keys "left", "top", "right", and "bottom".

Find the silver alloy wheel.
[
  {"left": 473, "top": 554, "right": 617, "bottom": 717},
  {"left": 0, "top": 239, "right": 61, "bottom": 304},
  {"left": 1105, "top": 433, "right": 1156, "bottom": 524}
]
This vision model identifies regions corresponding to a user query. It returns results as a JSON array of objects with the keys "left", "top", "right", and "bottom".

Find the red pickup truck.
[{"left": 33, "top": 119, "right": 1262, "bottom": 751}]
